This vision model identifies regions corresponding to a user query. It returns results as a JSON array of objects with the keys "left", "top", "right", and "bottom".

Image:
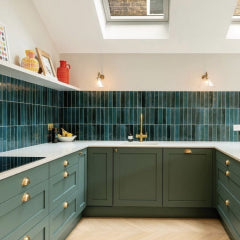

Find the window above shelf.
[{"left": 0, "top": 60, "right": 80, "bottom": 91}]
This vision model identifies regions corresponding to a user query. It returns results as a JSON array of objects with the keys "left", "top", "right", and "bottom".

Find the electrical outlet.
[
  {"left": 48, "top": 123, "right": 54, "bottom": 131},
  {"left": 233, "top": 125, "right": 240, "bottom": 131}
]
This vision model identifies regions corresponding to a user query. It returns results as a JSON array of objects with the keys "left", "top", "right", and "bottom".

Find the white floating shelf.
[{"left": 0, "top": 60, "right": 80, "bottom": 91}]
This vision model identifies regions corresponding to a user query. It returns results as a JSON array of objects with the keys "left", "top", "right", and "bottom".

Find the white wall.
[
  {"left": 0, "top": 0, "right": 59, "bottom": 66},
  {"left": 60, "top": 53, "right": 240, "bottom": 91}
]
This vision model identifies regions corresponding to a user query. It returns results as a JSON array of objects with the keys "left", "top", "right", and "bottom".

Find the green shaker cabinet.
[
  {"left": 163, "top": 148, "right": 213, "bottom": 207},
  {"left": 114, "top": 148, "right": 162, "bottom": 207},
  {"left": 79, "top": 149, "right": 87, "bottom": 212},
  {"left": 0, "top": 148, "right": 87, "bottom": 240},
  {"left": 87, "top": 148, "right": 113, "bottom": 206},
  {"left": 216, "top": 151, "right": 240, "bottom": 240}
]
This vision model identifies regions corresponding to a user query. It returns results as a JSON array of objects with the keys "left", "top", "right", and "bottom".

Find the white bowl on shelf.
[{"left": 57, "top": 135, "right": 77, "bottom": 142}]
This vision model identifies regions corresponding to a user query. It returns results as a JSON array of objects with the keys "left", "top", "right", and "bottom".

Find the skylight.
[{"left": 102, "top": 0, "right": 169, "bottom": 22}]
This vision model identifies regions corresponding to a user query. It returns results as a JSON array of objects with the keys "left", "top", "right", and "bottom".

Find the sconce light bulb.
[
  {"left": 97, "top": 72, "right": 104, "bottom": 88},
  {"left": 202, "top": 72, "right": 213, "bottom": 87},
  {"left": 97, "top": 77, "right": 104, "bottom": 88}
]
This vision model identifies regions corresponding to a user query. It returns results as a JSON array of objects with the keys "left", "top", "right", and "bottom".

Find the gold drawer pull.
[
  {"left": 184, "top": 149, "right": 192, "bottom": 154},
  {"left": 22, "top": 193, "right": 31, "bottom": 203},
  {"left": 23, "top": 235, "right": 31, "bottom": 240},
  {"left": 63, "top": 171, "right": 69, "bottom": 178},
  {"left": 225, "top": 200, "right": 230, "bottom": 206},
  {"left": 225, "top": 160, "right": 230, "bottom": 166},
  {"left": 22, "top": 177, "right": 30, "bottom": 187},
  {"left": 225, "top": 171, "right": 230, "bottom": 177},
  {"left": 63, "top": 201, "right": 69, "bottom": 209},
  {"left": 63, "top": 160, "right": 69, "bottom": 167},
  {"left": 114, "top": 148, "right": 118, "bottom": 153},
  {"left": 79, "top": 152, "right": 83, "bottom": 155}
]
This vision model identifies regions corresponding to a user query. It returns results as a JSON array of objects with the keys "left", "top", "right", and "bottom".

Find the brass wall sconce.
[{"left": 202, "top": 72, "right": 214, "bottom": 87}]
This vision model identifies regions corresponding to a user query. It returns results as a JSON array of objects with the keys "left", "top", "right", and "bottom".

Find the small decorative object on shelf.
[
  {"left": 21, "top": 50, "right": 39, "bottom": 72},
  {"left": 57, "top": 60, "right": 71, "bottom": 84},
  {"left": 0, "top": 22, "right": 10, "bottom": 62},
  {"left": 36, "top": 47, "right": 56, "bottom": 77}
]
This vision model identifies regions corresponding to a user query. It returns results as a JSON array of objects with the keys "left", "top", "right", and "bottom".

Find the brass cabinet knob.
[
  {"left": 63, "top": 171, "right": 69, "bottom": 178},
  {"left": 22, "top": 177, "right": 30, "bottom": 187},
  {"left": 225, "top": 200, "right": 230, "bottom": 206},
  {"left": 22, "top": 193, "right": 31, "bottom": 203},
  {"left": 63, "top": 160, "right": 69, "bottom": 167},
  {"left": 23, "top": 235, "right": 31, "bottom": 240},
  {"left": 184, "top": 149, "right": 192, "bottom": 154},
  {"left": 79, "top": 152, "right": 83, "bottom": 155},
  {"left": 225, "top": 170, "right": 230, "bottom": 177},
  {"left": 225, "top": 160, "right": 230, "bottom": 166},
  {"left": 63, "top": 201, "right": 68, "bottom": 209},
  {"left": 114, "top": 148, "right": 118, "bottom": 153}
]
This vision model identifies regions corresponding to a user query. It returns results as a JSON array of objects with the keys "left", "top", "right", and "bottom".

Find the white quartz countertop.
[{"left": 1, "top": 141, "right": 240, "bottom": 180}]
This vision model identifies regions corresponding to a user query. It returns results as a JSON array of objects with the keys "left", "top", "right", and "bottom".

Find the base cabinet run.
[
  {"left": 87, "top": 147, "right": 214, "bottom": 209},
  {"left": 0, "top": 149, "right": 87, "bottom": 240}
]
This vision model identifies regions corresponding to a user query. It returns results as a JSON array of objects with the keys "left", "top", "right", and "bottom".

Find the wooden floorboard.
[{"left": 66, "top": 217, "right": 230, "bottom": 240}]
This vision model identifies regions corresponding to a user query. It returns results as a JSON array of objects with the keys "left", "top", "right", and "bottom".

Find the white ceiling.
[{"left": 32, "top": 0, "right": 240, "bottom": 53}]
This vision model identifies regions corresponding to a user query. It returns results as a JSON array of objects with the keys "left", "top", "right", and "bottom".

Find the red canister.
[{"left": 57, "top": 60, "right": 71, "bottom": 84}]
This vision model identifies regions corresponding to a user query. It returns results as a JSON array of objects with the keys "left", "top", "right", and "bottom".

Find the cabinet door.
[
  {"left": 114, "top": 148, "right": 162, "bottom": 207},
  {"left": 79, "top": 149, "right": 87, "bottom": 212},
  {"left": 87, "top": 148, "right": 113, "bottom": 206},
  {"left": 163, "top": 148, "right": 213, "bottom": 207}
]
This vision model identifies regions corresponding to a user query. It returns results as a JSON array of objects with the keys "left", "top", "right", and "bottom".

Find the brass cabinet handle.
[
  {"left": 23, "top": 235, "right": 31, "bottom": 240},
  {"left": 63, "top": 171, "right": 69, "bottom": 178},
  {"left": 22, "top": 193, "right": 31, "bottom": 203},
  {"left": 114, "top": 148, "right": 118, "bottom": 153},
  {"left": 22, "top": 177, "right": 30, "bottom": 187},
  {"left": 63, "top": 201, "right": 69, "bottom": 209},
  {"left": 225, "top": 160, "right": 230, "bottom": 166},
  {"left": 79, "top": 152, "right": 83, "bottom": 155},
  {"left": 63, "top": 160, "right": 69, "bottom": 167},
  {"left": 225, "top": 170, "right": 230, "bottom": 177},
  {"left": 184, "top": 149, "right": 192, "bottom": 154},
  {"left": 225, "top": 200, "right": 230, "bottom": 206}
]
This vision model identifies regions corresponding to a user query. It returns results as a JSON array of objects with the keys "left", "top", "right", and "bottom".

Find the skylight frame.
[
  {"left": 232, "top": 16, "right": 240, "bottom": 22},
  {"left": 102, "top": 0, "right": 169, "bottom": 22}
]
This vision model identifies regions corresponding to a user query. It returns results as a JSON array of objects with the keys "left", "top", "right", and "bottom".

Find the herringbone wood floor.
[{"left": 66, "top": 217, "right": 230, "bottom": 240}]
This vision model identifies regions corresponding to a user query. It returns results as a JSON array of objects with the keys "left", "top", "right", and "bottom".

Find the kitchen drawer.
[
  {"left": 49, "top": 164, "right": 79, "bottom": 211},
  {"left": 0, "top": 163, "right": 48, "bottom": 204},
  {"left": 217, "top": 182, "right": 240, "bottom": 238},
  {"left": 216, "top": 151, "right": 240, "bottom": 176},
  {"left": 217, "top": 161, "right": 240, "bottom": 200},
  {"left": 4, "top": 217, "right": 49, "bottom": 240},
  {"left": 49, "top": 151, "right": 84, "bottom": 177},
  {"left": 50, "top": 191, "right": 80, "bottom": 240},
  {"left": 0, "top": 180, "right": 49, "bottom": 240}
]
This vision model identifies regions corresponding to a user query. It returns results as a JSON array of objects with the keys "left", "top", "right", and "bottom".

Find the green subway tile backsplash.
[
  {"left": 1, "top": 71, "right": 240, "bottom": 154},
  {"left": 0, "top": 74, "right": 60, "bottom": 152},
  {"left": 60, "top": 91, "right": 240, "bottom": 142}
]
